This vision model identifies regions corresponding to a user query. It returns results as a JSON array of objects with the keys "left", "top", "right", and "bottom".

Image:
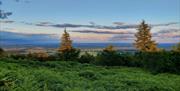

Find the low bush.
[
  {"left": 95, "top": 50, "right": 180, "bottom": 74},
  {"left": 95, "top": 51, "right": 139, "bottom": 67},
  {"left": 79, "top": 52, "right": 95, "bottom": 63},
  {"left": 2, "top": 48, "right": 180, "bottom": 74},
  {"left": 9, "top": 54, "right": 27, "bottom": 60},
  {"left": 79, "top": 70, "right": 100, "bottom": 80},
  {"left": 135, "top": 51, "right": 180, "bottom": 74},
  {"left": 58, "top": 48, "right": 80, "bottom": 61},
  {"left": 0, "top": 48, "right": 6, "bottom": 58}
]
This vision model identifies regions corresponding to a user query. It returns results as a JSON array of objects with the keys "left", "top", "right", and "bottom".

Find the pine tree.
[
  {"left": 58, "top": 28, "right": 73, "bottom": 52},
  {"left": 172, "top": 42, "right": 180, "bottom": 52},
  {"left": 96, "top": 45, "right": 120, "bottom": 66},
  {"left": 103, "top": 45, "right": 115, "bottom": 52},
  {"left": 58, "top": 28, "right": 80, "bottom": 61},
  {"left": 134, "top": 20, "right": 158, "bottom": 52}
]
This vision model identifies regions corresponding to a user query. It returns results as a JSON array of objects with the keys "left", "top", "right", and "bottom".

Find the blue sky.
[
  {"left": 0, "top": 0, "right": 180, "bottom": 43},
  {"left": 2, "top": 0, "right": 180, "bottom": 24}
]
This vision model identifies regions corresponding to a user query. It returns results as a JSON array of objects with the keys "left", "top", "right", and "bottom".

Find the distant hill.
[
  {"left": 0, "top": 31, "right": 177, "bottom": 50},
  {"left": 0, "top": 42, "right": 176, "bottom": 50}
]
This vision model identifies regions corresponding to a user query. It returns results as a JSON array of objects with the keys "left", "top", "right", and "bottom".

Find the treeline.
[
  {"left": 0, "top": 46, "right": 180, "bottom": 74},
  {"left": 0, "top": 21, "right": 180, "bottom": 74}
]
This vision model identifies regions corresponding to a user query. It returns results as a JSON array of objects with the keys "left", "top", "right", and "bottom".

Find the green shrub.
[
  {"left": 135, "top": 51, "right": 180, "bottom": 74},
  {"left": 96, "top": 51, "right": 139, "bottom": 67},
  {"left": 0, "top": 58, "right": 180, "bottom": 90},
  {"left": 96, "top": 51, "right": 121, "bottom": 66},
  {"left": 79, "top": 70, "right": 100, "bottom": 80},
  {"left": 0, "top": 48, "right": 5, "bottom": 58},
  {"left": 9, "top": 54, "right": 27, "bottom": 60},
  {"left": 79, "top": 52, "right": 95, "bottom": 63},
  {"left": 58, "top": 48, "right": 80, "bottom": 61}
]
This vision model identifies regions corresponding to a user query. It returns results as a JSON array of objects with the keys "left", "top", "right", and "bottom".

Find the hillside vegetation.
[{"left": 0, "top": 58, "right": 180, "bottom": 91}]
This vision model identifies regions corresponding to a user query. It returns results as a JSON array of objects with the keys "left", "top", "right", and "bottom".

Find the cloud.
[
  {"left": 0, "top": 20, "right": 15, "bottom": 23},
  {"left": 51, "top": 23, "right": 84, "bottom": 28},
  {"left": 0, "top": 10, "right": 13, "bottom": 19},
  {"left": 15, "top": 0, "right": 20, "bottom": 2},
  {"left": 113, "top": 22, "right": 125, "bottom": 25},
  {"left": 108, "top": 27, "right": 180, "bottom": 43},
  {"left": 20, "top": 21, "right": 33, "bottom": 25},
  {"left": 171, "top": 35, "right": 180, "bottom": 38},
  {"left": 34, "top": 22, "right": 138, "bottom": 29},
  {"left": 156, "top": 29, "right": 180, "bottom": 34},
  {"left": 151, "top": 22, "right": 179, "bottom": 27},
  {"left": 0, "top": 31, "right": 58, "bottom": 46},
  {"left": 21, "top": 21, "right": 179, "bottom": 30},
  {"left": 35, "top": 22, "right": 54, "bottom": 27},
  {"left": 153, "top": 29, "right": 180, "bottom": 39},
  {"left": 14, "top": 0, "right": 30, "bottom": 3},
  {"left": 109, "top": 34, "right": 135, "bottom": 41},
  {"left": 71, "top": 30, "right": 134, "bottom": 34},
  {"left": 89, "top": 21, "right": 96, "bottom": 25}
]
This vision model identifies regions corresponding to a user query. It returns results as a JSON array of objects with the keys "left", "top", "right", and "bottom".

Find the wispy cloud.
[
  {"left": 151, "top": 22, "right": 180, "bottom": 27},
  {"left": 0, "top": 20, "right": 15, "bottom": 23},
  {"left": 113, "top": 22, "right": 125, "bottom": 26},
  {"left": 156, "top": 29, "right": 180, "bottom": 34},
  {"left": 20, "top": 21, "right": 33, "bottom": 25},
  {"left": 21, "top": 21, "right": 179, "bottom": 30},
  {"left": 0, "top": 31, "right": 58, "bottom": 45},
  {"left": 109, "top": 34, "right": 134, "bottom": 41},
  {"left": 0, "top": 10, "right": 13, "bottom": 19},
  {"left": 71, "top": 29, "right": 134, "bottom": 34},
  {"left": 34, "top": 22, "right": 138, "bottom": 29},
  {"left": 14, "top": 0, "right": 30, "bottom": 3}
]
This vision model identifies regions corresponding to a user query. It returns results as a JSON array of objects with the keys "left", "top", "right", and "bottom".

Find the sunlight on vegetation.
[
  {"left": 0, "top": 58, "right": 180, "bottom": 91},
  {"left": 0, "top": 1, "right": 180, "bottom": 90}
]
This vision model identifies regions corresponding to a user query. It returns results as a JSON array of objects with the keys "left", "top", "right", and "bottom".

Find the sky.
[{"left": 0, "top": 0, "right": 180, "bottom": 43}]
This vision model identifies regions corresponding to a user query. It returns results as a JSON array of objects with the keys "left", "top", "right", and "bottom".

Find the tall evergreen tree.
[
  {"left": 103, "top": 45, "right": 115, "bottom": 52},
  {"left": 58, "top": 28, "right": 73, "bottom": 51},
  {"left": 172, "top": 42, "right": 180, "bottom": 52},
  {"left": 58, "top": 28, "right": 80, "bottom": 61},
  {"left": 134, "top": 20, "right": 158, "bottom": 52}
]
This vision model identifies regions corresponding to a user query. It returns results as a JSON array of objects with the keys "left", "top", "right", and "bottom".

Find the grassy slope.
[{"left": 0, "top": 58, "right": 180, "bottom": 91}]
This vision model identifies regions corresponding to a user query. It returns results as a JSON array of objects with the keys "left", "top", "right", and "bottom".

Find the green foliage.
[
  {"left": 0, "top": 58, "right": 180, "bottom": 91},
  {"left": 96, "top": 51, "right": 120, "bottom": 66},
  {"left": 27, "top": 52, "right": 49, "bottom": 61},
  {"left": 96, "top": 50, "right": 180, "bottom": 74},
  {"left": 79, "top": 52, "right": 95, "bottom": 63},
  {"left": 79, "top": 70, "right": 101, "bottom": 80},
  {"left": 9, "top": 54, "right": 27, "bottom": 60},
  {"left": 96, "top": 51, "right": 140, "bottom": 67},
  {"left": 135, "top": 51, "right": 180, "bottom": 74},
  {"left": 0, "top": 48, "right": 4, "bottom": 53},
  {"left": 172, "top": 42, "right": 180, "bottom": 52},
  {"left": 58, "top": 48, "right": 80, "bottom": 61},
  {"left": 134, "top": 20, "right": 158, "bottom": 52},
  {"left": 0, "top": 48, "right": 5, "bottom": 57}
]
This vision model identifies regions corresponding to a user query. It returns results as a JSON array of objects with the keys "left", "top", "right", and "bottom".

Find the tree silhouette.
[{"left": 134, "top": 20, "right": 158, "bottom": 52}]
